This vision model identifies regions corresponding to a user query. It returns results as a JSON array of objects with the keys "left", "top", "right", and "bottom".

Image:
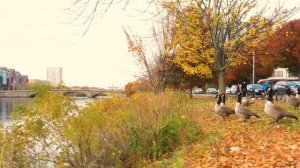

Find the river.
[{"left": 0, "top": 97, "right": 94, "bottom": 125}]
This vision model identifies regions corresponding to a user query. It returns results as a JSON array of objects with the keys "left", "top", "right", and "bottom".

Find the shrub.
[
  {"left": 1, "top": 91, "right": 201, "bottom": 167},
  {"left": 150, "top": 116, "right": 200, "bottom": 159}
]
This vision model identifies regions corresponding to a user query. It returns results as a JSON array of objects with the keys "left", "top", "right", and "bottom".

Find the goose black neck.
[
  {"left": 286, "top": 87, "right": 292, "bottom": 96},
  {"left": 221, "top": 94, "right": 226, "bottom": 104},
  {"left": 298, "top": 87, "right": 300, "bottom": 95},
  {"left": 237, "top": 93, "right": 242, "bottom": 103},
  {"left": 267, "top": 90, "right": 273, "bottom": 103},
  {"left": 217, "top": 95, "right": 222, "bottom": 105}
]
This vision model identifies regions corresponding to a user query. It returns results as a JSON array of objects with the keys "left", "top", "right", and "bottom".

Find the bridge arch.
[
  {"left": 29, "top": 93, "right": 36, "bottom": 98},
  {"left": 63, "top": 91, "right": 88, "bottom": 97},
  {"left": 91, "top": 93, "right": 107, "bottom": 98}
]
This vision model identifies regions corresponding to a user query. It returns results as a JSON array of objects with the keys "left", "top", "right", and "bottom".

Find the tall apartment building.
[{"left": 47, "top": 67, "right": 62, "bottom": 87}]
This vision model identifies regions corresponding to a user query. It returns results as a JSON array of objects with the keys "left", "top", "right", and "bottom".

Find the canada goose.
[
  {"left": 264, "top": 87, "right": 298, "bottom": 123},
  {"left": 214, "top": 94, "right": 235, "bottom": 120},
  {"left": 220, "top": 93, "right": 226, "bottom": 106},
  {"left": 296, "top": 85, "right": 300, "bottom": 98},
  {"left": 241, "top": 82, "right": 247, "bottom": 97},
  {"left": 242, "top": 91, "right": 256, "bottom": 107},
  {"left": 235, "top": 92, "right": 260, "bottom": 121},
  {"left": 285, "top": 86, "right": 300, "bottom": 110}
]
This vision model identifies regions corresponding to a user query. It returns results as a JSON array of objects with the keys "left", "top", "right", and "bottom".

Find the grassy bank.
[
  {"left": 3, "top": 92, "right": 299, "bottom": 167},
  {"left": 0, "top": 92, "right": 202, "bottom": 167},
  {"left": 181, "top": 97, "right": 300, "bottom": 167}
]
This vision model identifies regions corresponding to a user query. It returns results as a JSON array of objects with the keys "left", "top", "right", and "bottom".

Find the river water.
[{"left": 0, "top": 97, "right": 94, "bottom": 124}]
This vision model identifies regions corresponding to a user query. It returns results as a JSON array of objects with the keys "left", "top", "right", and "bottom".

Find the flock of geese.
[{"left": 214, "top": 85, "right": 300, "bottom": 123}]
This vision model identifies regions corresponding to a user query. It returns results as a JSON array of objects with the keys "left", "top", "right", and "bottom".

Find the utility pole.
[{"left": 253, "top": 50, "right": 255, "bottom": 84}]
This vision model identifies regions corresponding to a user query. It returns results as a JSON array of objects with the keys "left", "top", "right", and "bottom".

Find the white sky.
[{"left": 0, "top": 0, "right": 299, "bottom": 89}]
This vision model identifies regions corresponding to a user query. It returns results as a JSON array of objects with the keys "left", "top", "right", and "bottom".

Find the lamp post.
[{"left": 252, "top": 50, "right": 255, "bottom": 84}]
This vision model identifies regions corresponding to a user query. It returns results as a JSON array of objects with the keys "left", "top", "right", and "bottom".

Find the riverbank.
[
  {"left": 0, "top": 92, "right": 202, "bottom": 167},
  {"left": 170, "top": 98, "right": 300, "bottom": 167}
]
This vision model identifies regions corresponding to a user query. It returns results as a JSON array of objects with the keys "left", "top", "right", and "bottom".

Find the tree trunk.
[
  {"left": 154, "top": 80, "right": 166, "bottom": 94},
  {"left": 218, "top": 70, "right": 225, "bottom": 94},
  {"left": 189, "top": 82, "right": 193, "bottom": 99}
]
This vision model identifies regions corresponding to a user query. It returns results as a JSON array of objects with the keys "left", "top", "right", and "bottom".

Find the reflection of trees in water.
[
  {"left": 0, "top": 98, "right": 92, "bottom": 122},
  {"left": 0, "top": 100, "right": 7, "bottom": 120},
  {"left": 0, "top": 98, "right": 31, "bottom": 121}
]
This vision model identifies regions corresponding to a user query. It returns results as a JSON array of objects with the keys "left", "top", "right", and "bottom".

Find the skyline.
[{"left": 0, "top": 0, "right": 299, "bottom": 89}]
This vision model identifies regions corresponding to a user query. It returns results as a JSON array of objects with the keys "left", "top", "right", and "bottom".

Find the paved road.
[{"left": 192, "top": 94, "right": 266, "bottom": 99}]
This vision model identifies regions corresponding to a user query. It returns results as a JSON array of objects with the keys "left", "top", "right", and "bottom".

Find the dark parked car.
[
  {"left": 274, "top": 81, "right": 287, "bottom": 95},
  {"left": 287, "top": 81, "right": 300, "bottom": 94},
  {"left": 274, "top": 81, "right": 300, "bottom": 95},
  {"left": 246, "top": 84, "right": 264, "bottom": 96},
  {"left": 206, "top": 88, "right": 218, "bottom": 94},
  {"left": 192, "top": 88, "right": 204, "bottom": 94}
]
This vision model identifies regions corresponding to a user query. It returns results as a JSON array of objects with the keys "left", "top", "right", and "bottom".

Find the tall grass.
[
  {"left": 0, "top": 92, "right": 202, "bottom": 167},
  {"left": 81, "top": 92, "right": 202, "bottom": 167}
]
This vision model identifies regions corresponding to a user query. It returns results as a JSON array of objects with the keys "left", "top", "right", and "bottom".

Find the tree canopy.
[
  {"left": 170, "top": 0, "right": 297, "bottom": 93},
  {"left": 260, "top": 19, "right": 300, "bottom": 75}
]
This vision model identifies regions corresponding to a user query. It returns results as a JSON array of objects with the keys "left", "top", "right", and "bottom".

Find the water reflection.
[
  {"left": 0, "top": 98, "right": 95, "bottom": 123},
  {"left": 73, "top": 97, "right": 94, "bottom": 108},
  {"left": 0, "top": 98, "right": 31, "bottom": 121}
]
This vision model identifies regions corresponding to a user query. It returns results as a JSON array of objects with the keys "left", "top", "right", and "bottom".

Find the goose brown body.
[
  {"left": 264, "top": 88, "right": 298, "bottom": 123},
  {"left": 235, "top": 92, "right": 260, "bottom": 121},
  {"left": 215, "top": 94, "right": 235, "bottom": 120},
  {"left": 241, "top": 91, "right": 256, "bottom": 107},
  {"left": 286, "top": 86, "right": 300, "bottom": 110}
]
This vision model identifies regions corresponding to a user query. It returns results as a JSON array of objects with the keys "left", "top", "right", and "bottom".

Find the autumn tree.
[
  {"left": 123, "top": 9, "right": 180, "bottom": 93},
  {"left": 167, "top": 0, "right": 296, "bottom": 93},
  {"left": 165, "top": 3, "right": 214, "bottom": 80},
  {"left": 260, "top": 19, "right": 300, "bottom": 75},
  {"left": 227, "top": 19, "right": 300, "bottom": 85},
  {"left": 124, "top": 79, "right": 153, "bottom": 97},
  {"left": 225, "top": 60, "right": 274, "bottom": 85},
  {"left": 70, "top": 0, "right": 297, "bottom": 93}
]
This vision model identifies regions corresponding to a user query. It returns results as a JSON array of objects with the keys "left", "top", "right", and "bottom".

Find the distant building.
[
  {"left": 0, "top": 66, "right": 29, "bottom": 90},
  {"left": 267, "top": 68, "right": 299, "bottom": 81},
  {"left": 258, "top": 67, "right": 299, "bottom": 84},
  {"left": 47, "top": 67, "right": 63, "bottom": 87}
]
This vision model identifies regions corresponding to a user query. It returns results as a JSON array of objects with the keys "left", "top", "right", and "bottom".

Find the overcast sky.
[{"left": 0, "top": 0, "right": 299, "bottom": 89}]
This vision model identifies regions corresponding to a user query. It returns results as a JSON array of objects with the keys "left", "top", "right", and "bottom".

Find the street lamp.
[
  {"left": 243, "top": 51, "right": 255, "bottom": 84},
  {"left": 252, "top": 50, "right": 255, "bottom": 84}
]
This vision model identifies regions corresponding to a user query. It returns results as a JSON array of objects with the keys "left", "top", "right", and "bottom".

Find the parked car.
[
  {"left": 246, "top": 84, "right": 264, "bottom": 96},
  {"left": 274, "top": 81, "right": 287, "bottom": 95},
  {"left": 217, "top": 87, "right": 231, "bottom": 94},
  {"left": 274, "top": 81, "right": 300, "bottom": 95},
  {"left": 230, "top": 85, "right": 238, "bottom": 94},
  {"left": 287, "top": 81, "right": 300, "bottom": 94},
  {"left": 192, "top": 88, "right": 204, "bottom": 94},
  {"left": 226, "top": 87, "right": 231, "bottom": 94},
  {"left": 206, "top": 88, "right": 218, "bottom": 94}
]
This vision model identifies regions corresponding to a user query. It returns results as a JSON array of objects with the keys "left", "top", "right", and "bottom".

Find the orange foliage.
[
  {"left": 259, "top": 19, "right": 300, "bottom": 74},
  {"left": 125, "top": 79, "right": 153, "bottom": 97}
]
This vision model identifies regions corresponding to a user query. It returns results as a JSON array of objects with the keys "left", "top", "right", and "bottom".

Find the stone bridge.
[{"left": 0, "top": 89, "right": 108, "bottom": 98}]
